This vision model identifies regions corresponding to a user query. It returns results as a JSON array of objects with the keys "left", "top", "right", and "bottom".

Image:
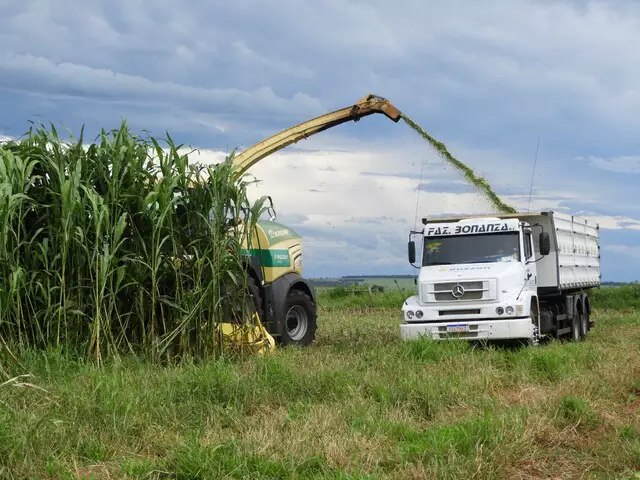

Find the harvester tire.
[{"left": 281, "top": 289, "right": 316, "bottom": 346}]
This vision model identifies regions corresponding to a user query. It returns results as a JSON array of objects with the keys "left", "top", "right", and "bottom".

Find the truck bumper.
[{"left": 400, "top": 317, "right": 534, "bottom": 341}]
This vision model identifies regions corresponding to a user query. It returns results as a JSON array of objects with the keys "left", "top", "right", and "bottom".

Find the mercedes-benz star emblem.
[{"left": 452, "top": 284, "right": 465, "bottom": 298}]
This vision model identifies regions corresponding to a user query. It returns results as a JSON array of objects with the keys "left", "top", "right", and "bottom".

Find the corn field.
[{"left": 0, "top": 123, "right": 264, "bottom": 363}]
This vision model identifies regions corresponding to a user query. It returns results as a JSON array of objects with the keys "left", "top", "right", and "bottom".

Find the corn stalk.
[{"left": 0, "top": 122, "right": 263, "bottom": 362}]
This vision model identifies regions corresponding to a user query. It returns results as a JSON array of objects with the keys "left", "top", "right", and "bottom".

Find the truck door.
[{"left": 523, "top": 229, "right": 537, "bottom": 289}]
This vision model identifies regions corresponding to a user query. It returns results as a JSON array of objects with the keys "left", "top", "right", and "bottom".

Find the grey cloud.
[
  {"left": 344, "top": 216, "right": 406, "bottom": 225},
  {"left": 4, "top": 0, "right": 640, "bottom": 280},
  {"left": 0, "top": 53, "right": 322, "bottom": 119},
  {"left": 604, "top": 244, "right": 640, "bottom": 259},
  {"left": 275, "top": 213, "right": 309, "bottom": 225},
  {"left": 360, "top": 171, "right": 418, "bottom": 179},
  {"left": 582, "top": 155, "right": 640, "bottom": 174},
  {"left": 417, "top": 181, "right": 472, "bottom": 194}
]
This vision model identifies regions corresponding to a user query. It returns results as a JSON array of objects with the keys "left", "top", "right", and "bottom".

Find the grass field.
[
  {"left": 313, "top": 277, "right": 417, "bottom": 292},
  {"left": 1, "top": 289, "right": 639, "bottom": 479}
]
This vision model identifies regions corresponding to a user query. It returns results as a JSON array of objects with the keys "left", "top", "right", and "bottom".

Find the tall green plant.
[{"left": 0, "top": 122, "right": 265, "bottom": 363}]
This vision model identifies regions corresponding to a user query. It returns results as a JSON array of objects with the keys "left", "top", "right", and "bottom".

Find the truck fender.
[
  {"left": 265, "top": 272, "right": 316, "bottom": 336},
  {"left": 518, "top": 292, "right": 537, "bottom": 317},
  {"left": 530, "top": 295, "right": 539, "bottom": 318}
]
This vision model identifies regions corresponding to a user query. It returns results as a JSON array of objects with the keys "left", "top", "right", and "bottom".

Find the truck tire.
[
  {"left": 571, "top": 309, "right": 583, "bottom": 342},
  {"left": 521, "top": 306, "right": 540, "bottom": 347},
  {"left": 579, "top": 304, "right": 589, "bottom": 339},
  {"left": 280, "top": 289, "right": 316, "bottom": 346}
]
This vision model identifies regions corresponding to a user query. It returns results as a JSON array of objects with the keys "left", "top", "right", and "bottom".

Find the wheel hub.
[{"left": 286, "top": 305, "right": 308, "bottom": 341}]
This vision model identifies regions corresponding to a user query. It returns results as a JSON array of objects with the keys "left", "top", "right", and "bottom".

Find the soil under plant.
[{"left": 401, "top": 114, "right": 517, "bottom": 214}]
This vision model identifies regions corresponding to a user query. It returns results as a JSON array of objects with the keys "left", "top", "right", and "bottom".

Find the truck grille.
[
  {"left": 422, "top": 280, "right": 494, "bottom": 303},
  {"left": 434, "top": 281, "right": 483, "bottom": 300},
  {"left": 439, "top": 309, "right": 481, "bottom": 316}
]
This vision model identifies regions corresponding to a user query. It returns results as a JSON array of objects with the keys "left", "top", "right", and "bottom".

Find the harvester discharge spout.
[{"left": 231, "top": 93, "right": 402, "bottom": 177}]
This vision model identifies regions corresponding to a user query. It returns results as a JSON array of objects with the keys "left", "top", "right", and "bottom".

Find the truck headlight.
[
  {"left": 415, "top": 310, "right": 423, "bottom": 319},
  {"left": 496, "top": 307, "right": 504, "bottom": 315},
  {"left": 406, "top": 310, "right": 414, "bottom": 320},
  {"left": 505, "top": 306, "right": 515, "bottom": 315}
]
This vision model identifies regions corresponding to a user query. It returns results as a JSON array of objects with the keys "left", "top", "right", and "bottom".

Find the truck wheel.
[
  {"left": 571, "top": 310, "right": 583, "bottom": 342},
  {"left": 520, "top": 311, "right": 540, "bottom": 347},
  {"left": 579, "top": 306, "right": 589, "bottom": 339},
  {"left": 281, "top": 289, "right": 316, "bottom": 346}
]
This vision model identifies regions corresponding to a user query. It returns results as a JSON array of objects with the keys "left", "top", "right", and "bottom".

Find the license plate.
[{"left": 446, "top": 324, "right": 469, "bottom": 333}]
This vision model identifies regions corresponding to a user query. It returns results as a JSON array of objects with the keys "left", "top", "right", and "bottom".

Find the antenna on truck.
[
  {"left": 527, "top": 137, "right": 540, "bottom": 212},
  {"left": 413, "top": 158, "right": 425, "bottom": 230}
]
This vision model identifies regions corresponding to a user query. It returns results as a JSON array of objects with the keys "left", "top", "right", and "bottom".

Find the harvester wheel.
[{"left": 281, "top": 290, "right": 316, "bottom": 346}]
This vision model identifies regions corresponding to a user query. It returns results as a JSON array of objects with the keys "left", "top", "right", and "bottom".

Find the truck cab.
[{"left": 401, "top": 212, "right": 600, "bottom": 343}]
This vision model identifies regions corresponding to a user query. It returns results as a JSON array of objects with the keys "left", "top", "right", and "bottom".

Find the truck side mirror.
[
  {"left": 539, "top": 232, "right": 551, "bottom": 256},
  {"left": 408, "top": 240, "right": 416, "bottom": 264}
]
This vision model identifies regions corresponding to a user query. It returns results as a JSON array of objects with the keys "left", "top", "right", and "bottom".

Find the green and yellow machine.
[{"left": 228, "top": 94, "right": 402, "bottom": 347}]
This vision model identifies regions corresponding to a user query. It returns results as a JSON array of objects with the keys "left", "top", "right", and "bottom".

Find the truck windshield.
[{"left": 423, "top": 232, "right": 520, "bottom": 266}]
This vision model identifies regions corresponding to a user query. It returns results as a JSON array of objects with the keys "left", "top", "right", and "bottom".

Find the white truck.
[{"left": 401, "top": 212, "right": 600, "bottom": 343}]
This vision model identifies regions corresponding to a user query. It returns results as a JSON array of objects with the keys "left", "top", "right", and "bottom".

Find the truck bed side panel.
[{"left": 552, "top": 212, "right": 600, "bottom": 290}]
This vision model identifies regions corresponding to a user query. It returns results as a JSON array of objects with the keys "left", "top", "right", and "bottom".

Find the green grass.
[
  {"left": 1, "top": 291, "right": 639, "bottom": 478},
  {"left": 591, "top": 283, "right": 640, "bottom": 310},
  {"left": 316, "top": 287, "right": 411, "bottom": 311}
]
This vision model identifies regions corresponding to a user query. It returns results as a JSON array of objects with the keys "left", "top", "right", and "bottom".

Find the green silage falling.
[{"left": 401, "top": 115, "right": 516, "bottom": 214}]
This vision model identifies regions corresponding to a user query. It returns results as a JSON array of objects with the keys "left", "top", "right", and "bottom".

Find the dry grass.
[{"left": 0, "top": 303, "right": 638, "bottom": 478}]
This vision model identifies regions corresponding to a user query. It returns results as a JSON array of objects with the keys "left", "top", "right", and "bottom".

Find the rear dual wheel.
[
  {"left": 579, "top": 306, "right": 589, "bottom": 339},
  {"left": 571, "top": 306, "right": 589, "bottom": 341},
  {"left": 571, "top": 312, "right": 581, "bottom": 341}
]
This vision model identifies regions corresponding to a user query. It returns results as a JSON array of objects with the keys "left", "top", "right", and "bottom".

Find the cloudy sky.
[{"left": 2, "top": 0, "right": 639, "bottom": 280}]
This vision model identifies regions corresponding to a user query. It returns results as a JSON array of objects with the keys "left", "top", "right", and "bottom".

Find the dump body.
[
  {"left": 549, "top": 212, "right": 600, "bottom": 290},
  {"left": 401, "top": 211, "right": 600, "bottom": 342}
]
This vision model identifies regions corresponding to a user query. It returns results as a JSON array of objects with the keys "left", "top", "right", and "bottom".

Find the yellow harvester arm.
[{"left": 232, "top": 94, "right": 402, "bottom": 177}]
